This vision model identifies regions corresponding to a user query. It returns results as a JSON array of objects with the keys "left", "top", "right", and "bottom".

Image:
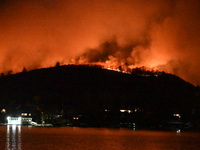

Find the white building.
[
  {"left": 7, "top": 117, "right": 22, "bottom": 125},
  {"left": 7, "top": 116, "right": 32, "bottom": 125}
]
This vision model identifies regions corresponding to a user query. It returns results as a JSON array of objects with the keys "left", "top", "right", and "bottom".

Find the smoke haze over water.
[{"left": 0, "top": 0, "right": 200, "bottom": 85}]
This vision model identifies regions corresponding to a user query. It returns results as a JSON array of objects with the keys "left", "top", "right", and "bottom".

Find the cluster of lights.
[
  {"left": 120, "top": 108, "right": 143, "bottom": 113},
  {"left": 21, "top": 113, "right": 31, "bottom": 116},
  {"left": 134, "top": 108, "right": 143, "bottom": 112},
  {"left": 173, "top": 114, "right": 180, "bottom": 117},
  {"left": 173, "top": 113, "right": 181, "bottom": 120},
  {"left": 73, "top": 117, "right": 79, "bottom": 120},
  {"left": 56, "top": 115, "right": 63, "bottom": 118},
  {"left": 104, "top": 109, "right": 110, "bottom": 112},
  {"left": 120, "top": 109, "right": 133, "bottom": 113}
]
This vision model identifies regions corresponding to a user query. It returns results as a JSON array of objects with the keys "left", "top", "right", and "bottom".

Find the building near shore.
[{"left": 7, "top": 113, "right": 33, "bottom": 125}]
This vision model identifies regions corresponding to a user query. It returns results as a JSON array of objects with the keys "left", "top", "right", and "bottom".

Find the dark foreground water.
[{"left": 0, "top": 126, "right": 200, "bottom": 150}]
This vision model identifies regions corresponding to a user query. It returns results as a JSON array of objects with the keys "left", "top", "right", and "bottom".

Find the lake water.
[{"left": 0, "top": 126, "right": 200, "bottom": 150}]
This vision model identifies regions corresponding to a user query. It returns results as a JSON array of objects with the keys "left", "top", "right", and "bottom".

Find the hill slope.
[{"left": 0, "top": 65, "right": 198, "bottom": 127}]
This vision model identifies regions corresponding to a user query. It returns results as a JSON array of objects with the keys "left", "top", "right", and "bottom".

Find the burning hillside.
[{"left": 0, "top": 0, "right": 200, "bottom": 85}]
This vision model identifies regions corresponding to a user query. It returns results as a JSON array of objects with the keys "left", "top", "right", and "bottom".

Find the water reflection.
[
  {"left": 2, "top": 126, "right": 200, "bottom": 150},
  {"left": 6, "top": 125, "right": 21, "bottom": 150}
]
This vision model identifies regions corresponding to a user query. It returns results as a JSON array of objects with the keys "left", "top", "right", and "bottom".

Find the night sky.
[{"left": 0, "top": 0, "right": 200, "bottom": 85}]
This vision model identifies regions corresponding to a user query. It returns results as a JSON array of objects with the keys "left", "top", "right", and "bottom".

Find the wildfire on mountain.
[{"left": 0, "top": 0, "right": 200, "bottom": 85}]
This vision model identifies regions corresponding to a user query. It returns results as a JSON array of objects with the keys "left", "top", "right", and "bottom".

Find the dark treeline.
[{"left": 0, "top": 65, "right": 199, "bottom": 129}]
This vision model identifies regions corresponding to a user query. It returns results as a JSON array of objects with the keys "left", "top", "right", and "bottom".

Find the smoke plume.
[{"left": 0, "top": 0, "right": 200, "bottom": 85}]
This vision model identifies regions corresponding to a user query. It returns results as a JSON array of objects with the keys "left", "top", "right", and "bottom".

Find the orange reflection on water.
[{"left": 2, "top": 126, "right": 200, "bottom": 150}]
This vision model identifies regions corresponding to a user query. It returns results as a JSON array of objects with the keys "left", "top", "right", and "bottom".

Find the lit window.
[
  {"left": 120, "top": 109, "right": 133, "bottom": 113},
  {"left": 173, "top": 114, "right": 180, "bottom": 117},
  {"left": 120, "top": 109, "right": 126, "bottom": 112},
  {"left": 21, "top": 113, "right": 28, "bottom": 116},
  {"left": 104, "top": 109, "right": 110, "bottom": 112},
  {"left": 128, "top": 110, "right": 133, "bottom": 113}
]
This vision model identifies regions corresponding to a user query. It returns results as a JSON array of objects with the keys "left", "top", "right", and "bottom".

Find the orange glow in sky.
[{"left": 0, "top": 0, "right": 200, "bottom": 85}]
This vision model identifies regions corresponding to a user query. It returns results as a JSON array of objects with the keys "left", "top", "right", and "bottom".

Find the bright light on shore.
[{"left": 7, "top": 116, "right": 22, "bottom": 125}]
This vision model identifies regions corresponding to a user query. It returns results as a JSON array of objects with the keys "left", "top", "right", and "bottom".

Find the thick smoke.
[{"left": 0, "top": 0, "right": 200, "bottom": 85}]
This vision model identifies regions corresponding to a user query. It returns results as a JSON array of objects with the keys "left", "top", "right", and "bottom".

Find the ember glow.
[{"left": 0, "top": 0, "right": 200, "bottom": 85}]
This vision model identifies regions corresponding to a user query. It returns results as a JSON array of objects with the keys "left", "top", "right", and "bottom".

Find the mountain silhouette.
[{"left": 0, "top": 65, "right": 199, "bottom": 128}]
